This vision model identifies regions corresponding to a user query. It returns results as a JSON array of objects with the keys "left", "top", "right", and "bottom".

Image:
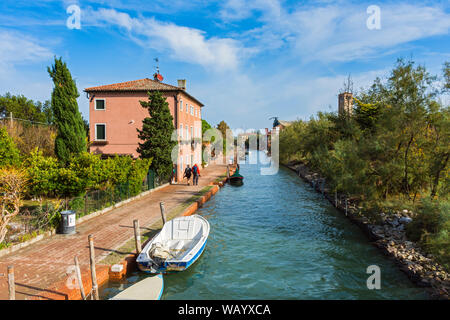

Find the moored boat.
[
  {"left": 136, "top": 215, "right": 210, "bottom": 273},
  {"left": 229, "top": 170, "right": 244, "bottom": 186}
]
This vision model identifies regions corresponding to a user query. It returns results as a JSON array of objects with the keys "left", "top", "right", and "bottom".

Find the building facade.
[{"left": 84, "top": 77, "right": 203, "bottom": 182}]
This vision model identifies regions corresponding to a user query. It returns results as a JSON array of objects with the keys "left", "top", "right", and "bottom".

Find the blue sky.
[{"left": 0, "top": 0, "right": 449, "bottom": 129}]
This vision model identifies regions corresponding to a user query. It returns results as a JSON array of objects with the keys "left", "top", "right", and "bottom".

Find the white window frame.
[
  {"left": 186, "top": 102, "right": 188, "bottom": 113},
  {"left": 94, "top": 98, "right": 106, "bottom": 111},
  {"left": 191, "top": 126, "right": 194, "bottom": 139},
  {"left": 180, "top": 99, "right": 183, "bottom": 111},
  {"left": 95, "top": 123, "right": 106, "bottom": 141},
  {"left": 180, "top": 124, "right": 183, "bottom": 138},
  {"left": 186, "top": 124, "right": 189, "bottom": 140},
  {"left": 190, "top": 105, "right": 194, "bottom": 115}
]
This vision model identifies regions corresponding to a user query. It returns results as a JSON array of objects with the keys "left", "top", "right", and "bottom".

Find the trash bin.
[{"left": 60, "top": 210, "right": 76, "bottom": 234}]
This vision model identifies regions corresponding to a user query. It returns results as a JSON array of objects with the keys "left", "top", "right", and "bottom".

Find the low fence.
[
  {"left": 2, "top": 172, "right": 170, "bottom": 249},
  {"left": 68, "top": 178, "right": 159, "bottom": 219}
]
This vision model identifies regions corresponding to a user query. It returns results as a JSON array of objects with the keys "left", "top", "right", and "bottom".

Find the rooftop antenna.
[
  {"left": 269, "top": 116, "right": 280, "bottom": 128},
  {"left": 153, "top": 57, "right": 163, "bottom": 82}
]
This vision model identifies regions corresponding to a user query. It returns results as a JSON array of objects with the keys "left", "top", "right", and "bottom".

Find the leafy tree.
[
  {"left": 443, "top": 62, "right": 450, "bottom": 92},
  {"left": 0, "top": 93, "right": 52, "bottom": 124},
  {"left": 48, "top": 57, "right": 86, "bottom": 163},
  {"left": 0, "top": 127, "right": 20, "bottom": 167},
  {"left": 137, "top": 91, "right": 174, "bottom": 179},
  {"left": 202, "top": 119, "right": 212, "bottom": 137},
  {"left": 217, "top": 120, "right": 230, "bottom": 153}
]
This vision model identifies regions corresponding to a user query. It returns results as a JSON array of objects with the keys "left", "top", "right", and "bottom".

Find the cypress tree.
[
  {"left": 137, "top": 91, "right": 176, "bottom": 179},
  {"left": 47, "top": 57, "right": 86, "bottom": 163}
]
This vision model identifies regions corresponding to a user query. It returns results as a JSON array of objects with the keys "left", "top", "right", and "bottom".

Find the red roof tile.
[{"left": 84, "top": 78, "right": 204, "bottom": 106}]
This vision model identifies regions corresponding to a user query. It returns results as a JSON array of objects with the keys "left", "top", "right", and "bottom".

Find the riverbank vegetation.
[{"left": 280, "top": 59, "right": 449, "bottom": 269}]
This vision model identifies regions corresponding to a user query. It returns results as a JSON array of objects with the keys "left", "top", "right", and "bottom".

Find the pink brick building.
[{"left": 84, "top": 77, "right": 204, "bottom": 182}]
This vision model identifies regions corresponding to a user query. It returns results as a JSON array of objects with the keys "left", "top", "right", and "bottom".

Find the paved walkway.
[{"left": 0, "top": 164, "right": 227, "bottom": 300}]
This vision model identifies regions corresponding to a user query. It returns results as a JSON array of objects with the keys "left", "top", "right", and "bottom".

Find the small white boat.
[
  {"left": 110, "top": 274, "right": 164, "bottom": 300},
  {"left": 136, "top": 215, "right": 210, "bottom": 273}
]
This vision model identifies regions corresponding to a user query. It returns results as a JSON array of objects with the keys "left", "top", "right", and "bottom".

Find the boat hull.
[
  {"left": 229, "top": 177, "right": 244, "bottom": 186},
  {"left": 137, "top": 238, "right": 207, "bottom": 273},
  {"left": 136, "top": 215, "right": 210, "bottom": 274}
]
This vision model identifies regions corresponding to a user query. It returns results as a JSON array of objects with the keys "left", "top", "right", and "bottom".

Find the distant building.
[
  {"left": 274, "top": 120, "right": 292, "bottom": 131},
  {"left": 338, "top": 92, "right": 353, "bottom": 116},
  {"left": 84, "top": 76, "right": 204, "bottom": 182}
]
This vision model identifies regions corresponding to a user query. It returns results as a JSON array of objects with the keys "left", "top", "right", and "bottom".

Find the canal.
[{"left": 100, "top": 152, "right": 428, "bottom": 299}]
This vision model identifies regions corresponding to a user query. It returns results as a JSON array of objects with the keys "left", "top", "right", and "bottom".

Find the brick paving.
[{"left": 0, "top": 164, "right": 227, "bottom": 300}]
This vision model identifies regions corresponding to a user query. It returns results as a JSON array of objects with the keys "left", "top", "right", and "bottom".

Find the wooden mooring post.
[
  {"left": 88, "top": 235, "right": 99, "bottom": 300},
  {"left": 74, "top": 256, "right": 86, "bottom": 300},
  {"left": 7, "top": 265, "right": 15, "bottom": 300},
  {"left": 133, "top": 219, "right": 142, "bottom": 254},
  {"left": 160, "top": 202, "right": 166, "bottom": 225}
]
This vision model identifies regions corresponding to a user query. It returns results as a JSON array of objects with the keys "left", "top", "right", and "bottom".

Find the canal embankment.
[
  {"left": 284, "top": 160, "right": 449, "bottom": 300},
  {"left": 0, "top": 164, "right": 232, "bottom": 300}
]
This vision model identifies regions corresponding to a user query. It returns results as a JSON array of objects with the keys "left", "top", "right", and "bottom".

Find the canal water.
[{"left": 100, "top": 152, "right": 428, "bottom": 299}]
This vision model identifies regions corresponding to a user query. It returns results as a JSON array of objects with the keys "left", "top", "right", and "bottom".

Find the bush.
[
  {"left": 406, "top": 199, "right": 446, "bottom": 242},
  {"left": 127, "top": 158, "right": 152, "bottom": 196},
  {"left": 25, "top": 149, "right": 59, "bottom": 197},
  {"left": 406, "top": 199, "right": 449, "bottom": 270},
  {"left": 0, "top": 127, "right": 20, "bottom": 167}
]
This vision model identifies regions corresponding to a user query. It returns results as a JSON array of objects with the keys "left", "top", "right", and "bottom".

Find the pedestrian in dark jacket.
[
  {"left": 192, "top": 163, "right": 200, "bottom": 185},
  {"left": 184, "top": 165, "right": 192, "bottom": 185}
]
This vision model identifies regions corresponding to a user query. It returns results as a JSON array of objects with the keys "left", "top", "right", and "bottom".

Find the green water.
[{"left": 100, "top": 153, "right": 428, "bottom": 300}]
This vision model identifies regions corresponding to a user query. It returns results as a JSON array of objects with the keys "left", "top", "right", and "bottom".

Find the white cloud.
[
  {"left": 85, "top": 8, "right": 244, "bottom": 71},
  {"left": 219, "top": 1, "right": 450, "bottom": 63},
  {"left": 289, "top": 4, "right": 450, "bottom": 62},
  {"left": 0, "top": 30, "right": 53, "bottom": 68}
]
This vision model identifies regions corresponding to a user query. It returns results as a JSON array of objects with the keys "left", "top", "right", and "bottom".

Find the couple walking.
[{"left": 183, "top": 164, "right": 200, "bottom": 186}]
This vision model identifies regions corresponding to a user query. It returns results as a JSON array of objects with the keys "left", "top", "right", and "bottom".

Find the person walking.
[
  {"left": 184, "top": 165, "right": 192, "bottom": 185},
  {"left": 171, "top": 165, "right": 177, "bottom": 184},
  {"left": 192, "top": 163, "right": 201, "bottom": 186}
]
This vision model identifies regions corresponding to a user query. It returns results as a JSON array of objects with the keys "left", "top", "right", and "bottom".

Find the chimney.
[
  {"left": 338, "top": 92, "right": 353, "bottom": 116},
  {"left": 177, "top": 79, "right": 186, "bottom": 90}
]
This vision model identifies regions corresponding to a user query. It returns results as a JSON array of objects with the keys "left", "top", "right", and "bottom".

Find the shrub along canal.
[{"left": 100, "top": 152, "right": 428, "bottom": 299}]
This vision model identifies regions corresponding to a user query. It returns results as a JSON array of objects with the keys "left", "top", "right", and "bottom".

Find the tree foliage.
[
  {"left": 280, "top": 59, "right": 449, "bottom": 200},
  {"left": 48, "top": 57, "right": 87, "bottom": 163},
  {"left": 25, "top": 150, "right": 152, "bottom": 198},
  {"left": 0, "top": 127, "right": 20, "bottom": 167},
  {"left": 280, "top": 59, "right": 449, "bottom": 268},
  {"left": 137, "top": 90, "right": 175, "bottom": 179},
  {"left": 217, "top": 120, "right": 230, "bottom": 153},
  {"left": 0, "top": 93, "right": 53, "bottom": 124}
]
